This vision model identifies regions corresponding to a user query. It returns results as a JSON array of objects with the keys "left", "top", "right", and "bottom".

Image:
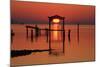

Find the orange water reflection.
[
  {"left": 11, "top": 24, "right": 95, "bottom": 66},
  {"left": 52, "top": 24, "right": 60, "bottom": 41}
]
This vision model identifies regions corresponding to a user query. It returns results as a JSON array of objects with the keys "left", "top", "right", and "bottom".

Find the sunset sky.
[{"left": 11, "top": 0, "right": 95, "bottom": 24}]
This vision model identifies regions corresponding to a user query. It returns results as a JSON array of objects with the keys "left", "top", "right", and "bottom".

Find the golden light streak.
[{"left": 52, "top": 24, "right": 59, "bottom": 40}]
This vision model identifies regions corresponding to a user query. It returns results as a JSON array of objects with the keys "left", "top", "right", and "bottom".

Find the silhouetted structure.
[
  {"left": 68, "top": 29, "right": 71, "bottom": 43},
  {"left": 48, "top": 15, "right": 65, "bottom": 55},
  {"left": 31, "top": 29, "right": 33, "bottom": 42},
  {"left": 26, "top": 26, "right": 29, "bottom": 38},
  {"left": 34, "top": 25, "right": 39, "bottom": 37},
  {"left": 26, "top": 25, "right": 65, "bottom": 42},
  {"left": 26, "top": 25, "right": 41, "bottom": 42},
  {"left": 24, "top": 15, "right": 66, "bottom": 56}
]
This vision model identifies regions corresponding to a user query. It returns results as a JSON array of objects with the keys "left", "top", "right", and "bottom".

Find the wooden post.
[
  {"left": 68, "top": 29, "right": 71, "bottom": 43},
  {"left": 26, "top": 26, "right": 28, "bottom": 38},
  {"left": 35, "top": 25, "right": 39, "bottom": 37},
  {"left": 63, "top": 30, "right": 65, "bottom": 42}
]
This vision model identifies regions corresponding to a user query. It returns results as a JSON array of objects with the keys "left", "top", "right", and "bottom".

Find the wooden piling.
[
  {"left": 35, "top": 25, "right": 39, "bottom": 37},
  {"left": 31, "top": 29, "right": 33, "bottom": 42},
  {"left": 26, "top": 26, "right": 28, "bottom": 38},
  {"left": 68, "top": 29, "right": 71, "bottom": 43}
]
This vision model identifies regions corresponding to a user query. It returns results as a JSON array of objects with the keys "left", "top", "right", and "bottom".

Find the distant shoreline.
[{"left": 11, "top": 23, "right": 95, "bottom": 25}]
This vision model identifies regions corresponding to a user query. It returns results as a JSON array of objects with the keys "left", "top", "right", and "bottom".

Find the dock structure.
[
  {"left": 25, "top": 15, "right": 66, "bottom": 55},
  {"left": 25, "top": 25, "right": 65, "bottom": 38},
  {"left": 26, "top": 25, "right": 39, "bottom": 37},
  {"left": 26, "top": 25, "right": 65, "bottom": 31},
  {"left": 48, "top": 15, "right": 65, "bottom": 55},
  {"left": 25, "top": 15, "right": 80, "bottom": 55},
  {"left": 25, "top": 24, "right": 80, "bottom": 55}
]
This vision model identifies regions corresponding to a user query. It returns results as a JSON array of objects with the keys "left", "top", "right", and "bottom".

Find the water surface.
[{"left": 11, "top": 24, "right": 95, "bottom": 66}]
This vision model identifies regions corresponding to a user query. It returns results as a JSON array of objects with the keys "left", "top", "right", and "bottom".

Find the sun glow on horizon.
[{"left": 52, "top": 19, "right": 60, "bottom": 23}]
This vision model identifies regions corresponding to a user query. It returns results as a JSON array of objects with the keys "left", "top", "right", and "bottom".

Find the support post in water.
[
  {"left": 35, "top": 25, "right": 39, "bottom": 37},
  {"left": 26, "top": 26, "right": 28, "bottom": 38}
]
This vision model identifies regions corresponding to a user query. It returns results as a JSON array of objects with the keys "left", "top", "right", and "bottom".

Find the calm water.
[{"left": 11, "top": 24, "right": 95, "bottom": 66}]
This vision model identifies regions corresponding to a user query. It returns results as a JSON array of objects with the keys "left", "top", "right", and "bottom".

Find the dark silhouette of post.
[
  {"left": 63, "top": 30, "right": 65, "bottom": 42},
  {"left": 11, "top": 29, "right": 15, "bottom": 44},
  {"left": 31, "top": 29, "right": 33, "bottom": 42},
  {"left": 68, "top": 29, "right": 71, "bottom": 43},
  {"left": 35, "top": 25, "right": 39, "bottom": 37},
  {"left": 34, "top": 25, "right": 40, "bottom": 41},
  {"left": 77, "top": 24, "right": 79, "bottom": 44}
]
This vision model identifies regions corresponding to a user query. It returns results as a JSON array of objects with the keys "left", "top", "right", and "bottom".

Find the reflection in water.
[
  {"left": 49, "top": 24, "right": 65, "bottom": 56},
  {"left": 53, "top": 31, "right": 58, "bottom": 40},
  {"left": 13, "top": 24, "right": 65, "bottom": 56},
  {"left": 12, "top": 24, "right": 65, "bottom": 56},
  {"left": 11, "top": 24, "right": 95, "bottom": 65},
  {"left": 52, "top": 24, "right": 59, "bottom": 41}
]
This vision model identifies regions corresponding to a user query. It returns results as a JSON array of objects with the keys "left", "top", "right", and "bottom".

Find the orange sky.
[{"left": 11, "top": 0, "right": 95, "bottom": 24}]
